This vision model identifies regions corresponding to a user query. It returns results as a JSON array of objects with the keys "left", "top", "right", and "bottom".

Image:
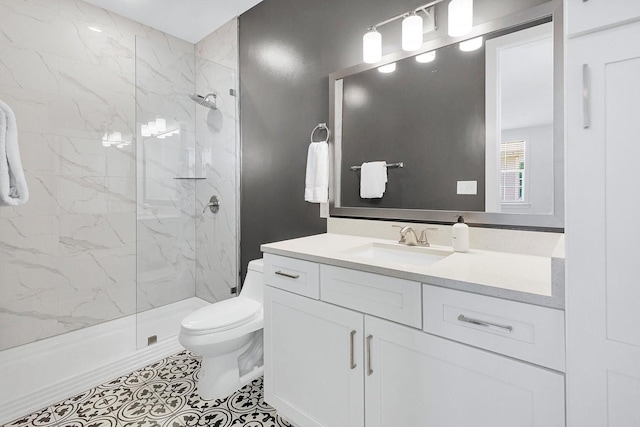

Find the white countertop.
[{"left": 261, "top": 233, "right": 564, "bottom": 309}]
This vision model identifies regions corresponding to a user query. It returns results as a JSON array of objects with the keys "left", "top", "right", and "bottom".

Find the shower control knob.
[{"left": 203, "top": 196, "right": 220, "bottom": 214}]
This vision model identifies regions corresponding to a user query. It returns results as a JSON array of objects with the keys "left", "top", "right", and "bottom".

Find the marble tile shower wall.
[{"left": 0, "top": 0, "right": 194, "bottom": 351}]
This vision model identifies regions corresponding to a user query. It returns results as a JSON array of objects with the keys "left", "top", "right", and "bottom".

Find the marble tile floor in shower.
[{"left": 4, "top": 351, "right": 292, "bottom": 427}]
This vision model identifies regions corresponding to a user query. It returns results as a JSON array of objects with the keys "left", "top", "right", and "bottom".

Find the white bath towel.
[
  {"left": 360, "top": 161, "right": 387, "bottom": 199},
  {"left": 304, "top": 141, "right": 329, "bottom": 203},
  {"left": 0, "top": 99, "right": 29, "bottom": 206}
]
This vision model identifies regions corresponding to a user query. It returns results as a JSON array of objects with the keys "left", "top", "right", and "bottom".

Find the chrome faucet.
[{"left": 392, "top": 225, "right": 437, "bottom": 247}]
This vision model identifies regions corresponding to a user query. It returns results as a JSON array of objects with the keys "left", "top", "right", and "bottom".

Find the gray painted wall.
[
  {"left": 340, "top": 41, "right": 486, "bottom": 212},
  {"left": 238, "top": 0, "right": 549, "bottom": 276}
]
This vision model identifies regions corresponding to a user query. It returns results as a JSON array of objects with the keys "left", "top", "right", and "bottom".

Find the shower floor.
[{"left": 3, "top": 351, "right": 292, "bottom": 427}]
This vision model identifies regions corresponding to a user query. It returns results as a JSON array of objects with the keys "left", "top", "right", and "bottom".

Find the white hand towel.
[
  {"left": 0, "top": 99, "right": 29, "bottom": 206},
  {"left": 360, "top": 161, "right": 387, "bottom": 199},
  {"left": 304, "top": 141, "right": 329, "bottom": 203}
]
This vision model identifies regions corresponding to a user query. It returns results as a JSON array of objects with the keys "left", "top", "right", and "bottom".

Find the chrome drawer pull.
[
  {"left": 366, "top": 335, "right": 373, "bottom": 376},
  {"left": 349, "top": 330, "right": 357, "bottom": 370},
  {"left": 457, "top": 314, "right": 513, "bottom": 333},
  {"left": 275, "top": 270, "right": 300, "bottom": 279}
]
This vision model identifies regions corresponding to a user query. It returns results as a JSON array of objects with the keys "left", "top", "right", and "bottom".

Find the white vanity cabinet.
[
  {"left": 565, "top": 18, "right": 640, "bottom": 426},
  {"left": 263, "top": 253, "right": 566, "bottom": 427},
  {"left": 566, "top": 0, "right": 640, "bottom": 37},
  {"left": 264, "top": 286, "right": 364, "bottom": 427},
  {"left": 365, "top": 315, "right": 564, "bottom": 427}
]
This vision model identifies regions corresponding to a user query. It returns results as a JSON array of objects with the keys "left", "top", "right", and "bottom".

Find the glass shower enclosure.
[{"left": 134, "top": 37, "right": 239, "bottom": 348}]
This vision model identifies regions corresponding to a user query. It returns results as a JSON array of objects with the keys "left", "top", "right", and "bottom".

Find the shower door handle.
[{"left": 203, "top": 196, "right": 220, "bottom": 214}]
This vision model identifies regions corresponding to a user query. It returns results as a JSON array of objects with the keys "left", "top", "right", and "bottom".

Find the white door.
[
  {"left": 364, "top": 315, "right": 564, "bottom": 427},
  {"left": 264, "top": 286, "right": 364, "bottom": 427},
  {"left": 566, "top": 21, "right": 640, "bottom": 426}
]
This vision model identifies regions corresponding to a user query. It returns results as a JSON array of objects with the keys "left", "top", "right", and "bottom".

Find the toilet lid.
[{"left": 181, "top": 298, "right": 261, "bottom": 333}]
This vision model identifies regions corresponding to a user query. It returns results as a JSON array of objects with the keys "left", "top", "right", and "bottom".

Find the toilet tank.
[{"left": 240, "top": 259, "right": 264, "bottom": 303}]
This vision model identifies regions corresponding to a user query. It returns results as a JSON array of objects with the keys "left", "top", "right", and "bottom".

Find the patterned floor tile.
[
  {"left": 6, "top": 351, "right": 293, "bottom": 427},
  {"left": 2, "top": 406, "right": 57, "bottom": 427}
]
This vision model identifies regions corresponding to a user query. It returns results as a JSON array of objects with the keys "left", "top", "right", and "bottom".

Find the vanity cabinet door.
[
  {"left": 566, "top": 21, "right": 640, "bottom": 427},
  {"left": 364, "top": 315, "right": 565, "bottom": 427},
  {"left": 566, "top": 0, "right": 640, "bottom": 37},
  {"left": 264, "top": 286, "right": 364, "bottom": 427}
]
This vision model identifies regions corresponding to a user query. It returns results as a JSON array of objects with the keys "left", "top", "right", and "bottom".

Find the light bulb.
[
  {"left": 459, "top": 36, "right": 483, "bottom": 52},
  {"left": 377, "top": 63, "right": 396, "bottom": 74},
  {"left": 448, "top": 0, "right": 473, "bottom": 37},
  {"left": 363, "top": 28, "right": 382, "bottom": 64},
  {"left": 402, "top": 14, "right": 423, "bottom": 52},
  {"left": 416, "top": 51, "right": 436, "bottom": 63},
  {"left": 141, "top": 124, "right": 151, "bottom": 137}
]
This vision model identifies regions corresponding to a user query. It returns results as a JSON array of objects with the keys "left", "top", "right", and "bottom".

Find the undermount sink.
[{"left": 343, "top": 242, "right": 453, "bottom": 267}]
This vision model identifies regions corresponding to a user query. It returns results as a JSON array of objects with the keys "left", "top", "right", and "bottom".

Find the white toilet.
[{"left": 179, "top": 259, "right": 264, "bottom": 400}]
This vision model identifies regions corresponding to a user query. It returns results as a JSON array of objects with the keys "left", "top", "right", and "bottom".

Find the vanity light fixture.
[
  {"left": 448, "top": 0, "right": 473, "bottom": 37},
  {"left": 362, "top": 0, "right": 474, "bottom": 63},
  {"left": 402, "top": 12, "right": 424, "bottom": 51},
  {"left": 362, "top": 0, "right": 441, "bottom": 63},
  {"left": 378, "top": 63, "right": 397, "bottom": 73},
  {"left": 416, "top": 50, "right": 436, "bottom": 63},
  {"left": 459, "top": 36, "right": 483, "bottom": 52}
]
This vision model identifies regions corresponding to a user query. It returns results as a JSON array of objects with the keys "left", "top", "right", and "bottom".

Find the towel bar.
[{"left": 350, "top": 162, "right": 404, "bottom": 171}]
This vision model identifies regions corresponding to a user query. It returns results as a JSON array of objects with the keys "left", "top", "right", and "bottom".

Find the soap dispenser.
[{"left": 452, "top": 216, "right": 469, "bottom": 252}]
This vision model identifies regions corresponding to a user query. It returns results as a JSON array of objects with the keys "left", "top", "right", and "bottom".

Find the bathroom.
[{"left": 0, "top": 0, "right": 638, "bottom": 426}]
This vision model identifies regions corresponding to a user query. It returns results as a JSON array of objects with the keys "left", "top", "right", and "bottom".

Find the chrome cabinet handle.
[
  {"left": 275, "top": 270, "right": 300, "bottom": 279},
  {"left": 366, "top": 335, "right": 373, "bottom": 376},
  {"left": 457, "top": 314, "right": 513, "bottom": 333},
  {"left": 349, "top": 330, "right": 357, "bottom": 370},
  {"left": 583, "top": 63, "right": 591, "bottom": 129}
]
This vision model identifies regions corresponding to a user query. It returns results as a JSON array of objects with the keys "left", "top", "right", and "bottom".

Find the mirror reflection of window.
[{"left": 500, "top": 140, "right": 526, "bottom": 203}]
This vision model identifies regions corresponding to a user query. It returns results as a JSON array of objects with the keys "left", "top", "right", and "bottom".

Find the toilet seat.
[{"left": 180, "top": 298, "right": 262, "bottom": 335}]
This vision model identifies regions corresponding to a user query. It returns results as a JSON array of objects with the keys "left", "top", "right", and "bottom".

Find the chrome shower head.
[{"left": 189, "top": 92, "right": 217, "bottom": 110}]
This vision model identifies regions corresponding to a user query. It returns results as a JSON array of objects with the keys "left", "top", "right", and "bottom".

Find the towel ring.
[{"left": 310, "top": 123, "right": 330, "bottom": 143}]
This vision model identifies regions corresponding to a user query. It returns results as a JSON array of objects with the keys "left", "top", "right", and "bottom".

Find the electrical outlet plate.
[{"left": 457, "top": 180, "right": 478, "bottom": 195}]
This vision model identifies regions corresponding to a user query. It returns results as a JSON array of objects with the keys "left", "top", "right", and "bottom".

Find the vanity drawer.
[
  {"left": 264, "top": 254, "right": 320, "bottom": 299},
  {"left": 320, "top": 265, "right": 422, "bottom": 328},
  {"left": 422, "top": 284, "right": 565, "bottom": 371}
]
